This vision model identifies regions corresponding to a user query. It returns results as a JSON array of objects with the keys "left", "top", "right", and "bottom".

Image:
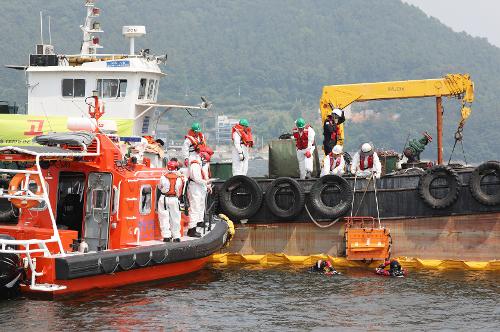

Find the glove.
[
  {"left": 239, "top": 152, "right": 245, "bottom": 161},
  {"left": 305, "top": 150, "right": 312, "bottom": 158},
  {"left": 184, "top": 158, "right": 189, "bottom": 167}
]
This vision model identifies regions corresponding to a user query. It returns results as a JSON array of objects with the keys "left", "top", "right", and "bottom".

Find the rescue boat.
[{"left": 0, "top": 97, "right": 234, "bottom": 298}]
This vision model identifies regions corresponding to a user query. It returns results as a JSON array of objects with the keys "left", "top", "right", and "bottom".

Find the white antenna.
[
  {"left": 48, "top": 16, "right": 52, "bottom": 45},
  {"left": 39, "top": 11, "right": 44, "bottom": 44}
]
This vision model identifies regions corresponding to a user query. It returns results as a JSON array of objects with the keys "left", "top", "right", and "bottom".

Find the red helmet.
[
  {"left": 200, "top": 151, "right": 211, "bottom": 162},
  {"left": 167, "top": 160, "right": 178, "bottom": 171}
]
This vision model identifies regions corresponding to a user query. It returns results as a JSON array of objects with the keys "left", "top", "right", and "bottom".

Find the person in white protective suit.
[
  {"left": 350, "top": 143, "right": 382, "bottom": 179},
  {"left": 292, "top": 117, "right": 316, "bottom": 179},
  {"left": 158, "top": 160, "right": 185, "bottom": 242},
  {"left": 182, "top": 122, "right": 207, "bottom": 165},
  {"left": 321, "top": 144, "right": 345, "bottom": 177},
  {"left": 187, "top": 151, "right": 212, "bottom": 238},
  {"left": 232, "top": 119, "right": 254, "bottom": 176}
]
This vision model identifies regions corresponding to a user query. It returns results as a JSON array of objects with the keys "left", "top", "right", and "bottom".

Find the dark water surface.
[{"left": 0, "top": 266, "right": 499, "bottom": 331}]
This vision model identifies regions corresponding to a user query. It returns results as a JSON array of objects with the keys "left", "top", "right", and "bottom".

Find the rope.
[
  {"left": 373, "top": 176, "right": 381, "bottom": 228},
  {"left": 304, "top": 203, "right": 340, "bottom": 228},
  {"left": 353, "top": 174, "right": 373, "bottom": 217},
  {"left": 350, "top": 174, "right": 357, "bottom": 218}
]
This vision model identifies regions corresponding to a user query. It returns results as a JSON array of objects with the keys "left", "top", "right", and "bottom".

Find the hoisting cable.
[
  {"left": 448, "top": 124, "right": 468, "bottom": 165},
  {"left": 353, "top": 174, "right": 373, "bottom": 217}
]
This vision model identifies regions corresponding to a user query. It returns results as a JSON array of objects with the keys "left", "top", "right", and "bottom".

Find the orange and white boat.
[{"left": 0, "top": 96, "right": 234, "bottom": 298}]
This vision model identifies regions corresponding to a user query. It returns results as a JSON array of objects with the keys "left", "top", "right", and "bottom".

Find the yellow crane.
[{"left": 319, "top": 74, "right": 474, "bottom": 164}]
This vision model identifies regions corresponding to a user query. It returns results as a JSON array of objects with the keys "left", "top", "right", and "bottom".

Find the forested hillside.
[{"left": 1, "top": 0, "right": 499, "bottom": 161}]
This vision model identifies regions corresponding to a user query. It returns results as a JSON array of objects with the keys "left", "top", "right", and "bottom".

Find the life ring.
[
  {"left": 307, "top": 175, "right": 353, "bottom": 219},
  {"left": 219, "top": 175, "right": 263, "bottom": 219},
  {"left": 8, "top": 173, "right": 43, "bottom": 209},
  {"left": 418, "top": 165, "right": 460, "bottom": 209},
  {"left": 469, "top": 161, "right": 500, "bottom": 206},
  {"left": 265, "top": 177, "right": 305, "bottom": 218}
]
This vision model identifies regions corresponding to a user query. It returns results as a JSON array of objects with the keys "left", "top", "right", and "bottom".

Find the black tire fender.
[
  {"left": 307, "top": 175, "right": 353, "bottom": 219},
  {"left": 418, "top": 165, "right": 460, "bottom": 209},
  {"left": 265, "top": 177, "right": 305, "bottom": 218},
  {"left": 469, "top": 161, "right": 500, "bottom": 206},
  {"left": 219, "top": 175, "right": 263, "bottom": 219}
]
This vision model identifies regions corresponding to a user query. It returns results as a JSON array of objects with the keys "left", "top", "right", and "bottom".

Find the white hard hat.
[
  {"left": 361, "top": 143, "right": 372, "bottom": 153},
  {"left": 332, "top": 108, "right": 342, "bottom": 117},
  {"left": 332, "top": 145, "right": 343, "bottom": 154}
]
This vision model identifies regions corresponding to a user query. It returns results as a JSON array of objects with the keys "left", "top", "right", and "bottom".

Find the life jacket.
[
  {"left": 185, "top": 130, "right": 206, "bottom": 152},
  {"left": 330, "top": 125, "right": 341, "bottom": 142},
  {"left": 164, "top": 173, "right": 179, "bottom": 196},
  {"left": 292, "top": 125, "right": 312, "bottom": 150},
  {"left": 190, "top": 160, "right": 209, "bottom": 180},
  {"left": 359, "top": 154, "right": 374, "bottom": 170},
  {"left": 329, "top": 153, "right": 342, "bottom": 171},
  {"left": 232, "top": 124, "right": 254, "bottom": 147}
]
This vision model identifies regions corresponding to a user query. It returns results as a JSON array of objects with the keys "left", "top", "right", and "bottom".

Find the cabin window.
[
  {"left": 96, "top": 79, "right": 127, "bottom": 98},
  {"left": 62, "top": 79, "right": 85, "bottom": 98},
  {"left": 154, "top": 80, "right": 160, "bottom": 100},
  {"left": 147, "top": 80, "right": 156, "bottom": 100},
  {"left": 91, "top": 189, "right": 108, "bottom": 210},
  {"left": 140, "top": 185, "right": 152, "bottom": 215},
  {"left": 138, "top": 78, "right": 147, "bottom": 99}
]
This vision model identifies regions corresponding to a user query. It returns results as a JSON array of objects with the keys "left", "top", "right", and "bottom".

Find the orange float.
[{"left": 8, "top": 173, "right": 43, "bottom": 209}]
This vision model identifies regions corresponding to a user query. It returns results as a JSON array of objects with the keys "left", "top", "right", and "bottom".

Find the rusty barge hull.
[{"left": 214, "top": 168, "right": 500, "bottom": 261}]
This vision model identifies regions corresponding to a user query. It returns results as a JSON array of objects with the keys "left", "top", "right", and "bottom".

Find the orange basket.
[{"left": 344, "top": 217, "right": 391, "bottom": 261}]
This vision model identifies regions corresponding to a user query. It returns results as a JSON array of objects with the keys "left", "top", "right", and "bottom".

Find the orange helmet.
[{"left": 167, "top": 160, "right": 178, "bottom": 171}]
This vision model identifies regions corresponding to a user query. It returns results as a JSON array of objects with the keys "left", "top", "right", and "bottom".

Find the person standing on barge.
[
  {"left": 182, "top": 122, "right": 207, "bottom": 166},
  {"left": 293, "top": 118, "right": 316, "bottom": 179},
  {"left": 231, "top": 119, "right": 254, "bottom": 176}
]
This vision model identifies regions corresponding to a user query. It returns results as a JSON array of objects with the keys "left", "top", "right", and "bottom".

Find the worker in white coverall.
[
  {"left": 350, "top": 143, "right": 382, "bottom": 179},
  {"left": 232, "top": 118, "right": 254, "bottom": 176},
  {"left": 321, "top": 144, "right": 345, "bottom": 177},
  {"left": 292, "top": 118, "right": 316, "bottom": 179},
  {"left": 187, "top": 151, "right": 212, "bottom": 238},
  {"left": 182, "top": 122, "right": 207, "bottom": 165},
  {"left": 158, "top": 160, "right": 184, "bottom": 242}
]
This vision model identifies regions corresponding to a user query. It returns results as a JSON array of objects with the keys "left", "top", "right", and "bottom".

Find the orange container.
[{"left": 344, "top": 217, "right": 391, "bottom": 261}]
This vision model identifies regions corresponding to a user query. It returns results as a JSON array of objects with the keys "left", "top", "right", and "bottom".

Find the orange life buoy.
[{"left": 8, "top": 173, "right": 44, "bottom": 209}]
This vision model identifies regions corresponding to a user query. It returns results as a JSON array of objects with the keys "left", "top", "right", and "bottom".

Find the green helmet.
[
  {"left": 295, "top": 117, "right": 306, "bottom": 129},
  {"left": 191, "top": 122, "right": 201, "bottom": 132},
  {"left": 239, "top": 119, "right": 249, "bottom": 127}
]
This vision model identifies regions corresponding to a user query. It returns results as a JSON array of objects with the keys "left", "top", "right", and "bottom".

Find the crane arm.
[{"left": 319, "top": 73, "right": 474, "bottom": 123}]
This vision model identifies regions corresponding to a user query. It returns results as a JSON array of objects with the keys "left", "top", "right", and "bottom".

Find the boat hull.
[{"left": 224, "top": 213, "right": 500, "bottom": 261}]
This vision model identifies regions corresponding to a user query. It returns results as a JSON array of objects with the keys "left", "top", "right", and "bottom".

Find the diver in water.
[
  {"left": 310, "top": 260, "right": 340, "bottom": 275},
  {"left": 376, "top": 258, "right": 405, "bottom": 277}
]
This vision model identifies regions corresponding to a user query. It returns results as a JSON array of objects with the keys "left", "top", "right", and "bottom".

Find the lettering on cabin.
[
  {"left": 24, "top": 119, "right": 44, "bottom": 135},
  {"left": 107, "top": 60, "right": 130, "bottom": 68}
]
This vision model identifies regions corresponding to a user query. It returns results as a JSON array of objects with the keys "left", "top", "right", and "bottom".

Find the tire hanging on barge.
[
  {"left": 307, "top": 175, "right": 353, "bottom": 219},
  {"left": 418, "top": 165, "right": 460, "bottom": 209},
  {"left": 265, "top": 177, "right": 305, "bottom": 218},
  {"left": 469, "top": 161, "right": 500, "bottom": 206},
  {"left": 219, "top": 175, "right": 263, "bottom": 219}
]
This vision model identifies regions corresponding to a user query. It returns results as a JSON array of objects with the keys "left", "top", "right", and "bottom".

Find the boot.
[
  {"left": 173, "top": 238, "right": 181, "bottom": 243},
  {"left": 305, "top": 171, "right": 312, "bottom": 179},
  {"left": 187, "top": 227, "right": 201, "bottom": 238},
  {"left": 163, "top": 237, "right": 172, "bottom": 242}
]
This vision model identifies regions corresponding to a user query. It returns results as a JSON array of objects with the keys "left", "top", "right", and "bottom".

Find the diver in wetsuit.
[
  {"left": 377, "top": 258, "right": 404, "bottom": 277},
  {"left": 310, "top": 260, "right": 340, "bottom": 275}
]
